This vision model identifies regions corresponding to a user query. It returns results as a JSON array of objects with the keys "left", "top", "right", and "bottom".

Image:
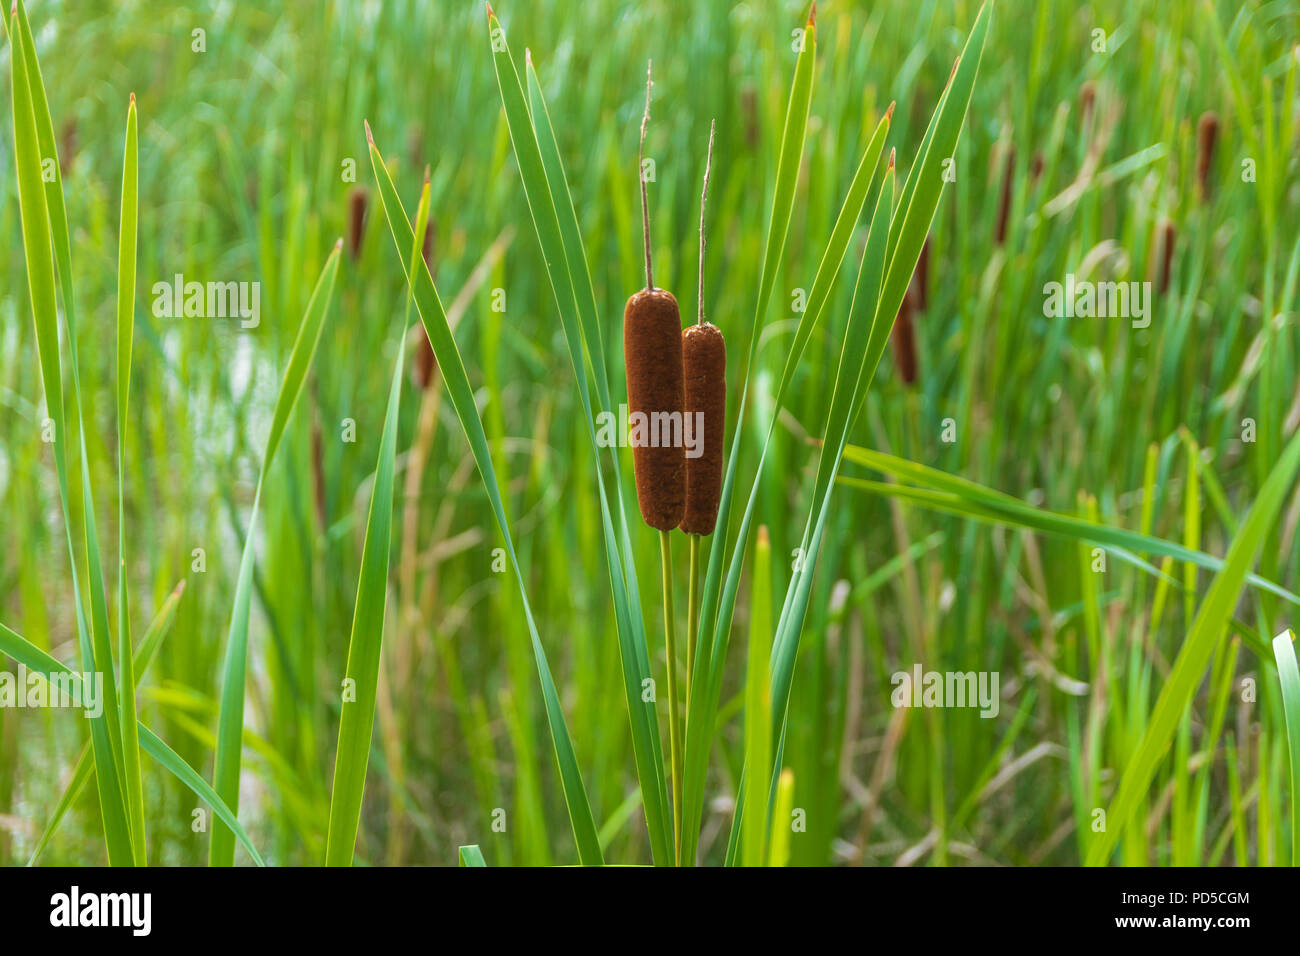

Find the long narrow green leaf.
[
  {"left": 1088, "top": 428, "right": 1300, "bottom": 864},
  {"left": 1274, "top": 630, "right": 1300, "bottom": 866},
  {"left": 116, "top": 92, "right": 145, "bottom": 866},
  {"left": 323, "top": 176, "right": 425, "bottom": 867},
  {"left": 840, "top": 444, "right": 1300, "bottom": 607},
  {"left": 210, "top": 243, "right": 343, "bottom": 866},
  {"left": 459, "top": 845, "right": 488, "bottom": 867},
  {"left": 757, "top": 160, "right": 897, "bottom": 842},
  {"left": 7, "top": 5, "right": 132, "bottom": 867},
  {"left": 680, "top": 3, "right": 817, "bottom": 866},
  {"left": 518, "top": 33, "right": 671, "bottom": 864},
  {"left": 741, "top": 529, "right": 773, "bottom": 867},
  {"left": 367, "top": 124, "right": 603, "bottom": 865}
]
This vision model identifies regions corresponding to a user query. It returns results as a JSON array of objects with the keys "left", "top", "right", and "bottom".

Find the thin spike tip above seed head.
[
  {"left": 639, "top": 59, "right": 655, "bottom": 290},
  {"left": 697, "top": 119, "right": 715, "bottom": 327}
]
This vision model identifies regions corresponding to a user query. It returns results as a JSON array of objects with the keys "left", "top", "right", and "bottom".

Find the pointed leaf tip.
[
  {"left": 485, "top": 1, "right": 494, "bottom": 17},
  {"left": 808, "top": 0, "right": 816, "bottom": 27},
  {"left": 364, "top": 119, "right": 373, "bottom": 145},
  {"left": 335, "top": 237, "right": 344, "bottom": 251},
  {"left": 129, "top": 92, "right": 137, "bottom": 106},
  {"left": 886, "top": 100, "right": 896, "bottom": 121},
  {"left": 888, "top": 147, "right": 896, "bottom": 170}
]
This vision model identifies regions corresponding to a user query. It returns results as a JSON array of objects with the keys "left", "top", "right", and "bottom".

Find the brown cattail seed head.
[
  {"left": 891, "top": 290, "right": 919, "bottom": 387},
  {"left": 1079, "top": 81, "right": 1096, "bottom": 122},
  {"left": 1158, "top": 221, "right": 1176, "bottom": 295},
  {"left": 625, "top": 288, "right": 686, "bottom": 529},
  {"left": 411, "top": 218, "right": 439, "bottom": 388},
  {"left": 413, "top": 336, "right": 437, "bottom": 389},
  {"left": 679, "top": 322, "right": 726, "bottom": 536},
  {"left": 59, "top": 118, "right": 77, "bottom": 177},
  {"left": 741, "top": 86, "right": 759, "bottom": 149},
  {"left": 347, "top": 186, "right": 368, "bottom": 261},
  {"left": 1030, "top": 151, "right": 1045, "bottom": 185},
  {"left": 995, "top": 144, "right": 1016, "bottom": 246},
  {"left": 1196, "top": 111, "right": 1219, "bottom": 201}
]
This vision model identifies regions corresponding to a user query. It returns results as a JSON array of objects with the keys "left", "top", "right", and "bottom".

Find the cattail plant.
[
  {"left": 623, "top": 59, "right": 687, "bottom": 862},
  {"left": 1079, "top": 80, "right": 1095, "bottom": 123},
  {"left": 1157, "top": 219, "right": 1176, "bottom": 295},
  {"left": 413, "top": 217, "right": 438, "bottom": 388},
  {"left": 994, "top": 143, "right": 1015, "bottom": 245},
  {"left": 1029, "top": 150, "right": 1045, "bottom": 186},
  {"left": 1196, "top": 110, "right": 1218, "bottom": 201},
  {"left": 624, "top": 61, "right": 686, "bottom": 531},
  {"left": 891, "top": 290, "right": 919, "bottom": 386},
  {"left": 347, "top": 185, "right": 369, "bottom": 261},
  {"left": 680, "top": 121, "right": 724, "bottom": 737},
  {"left": 58, "top": 116, "right": 76, "bottom": 175},
  {"left": 680, "top": 122, "right": 725, "bottom": 540},
  {"left": 741, "top": 85, "right": 759, "bottom": 149}
]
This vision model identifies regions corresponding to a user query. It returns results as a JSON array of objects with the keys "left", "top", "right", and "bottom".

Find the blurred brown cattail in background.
[
  {"left": 891, "top": 292, "right": 919, "bottom": 387},
  {"left": 347, "top": 186, "right": 368, "bottom": 261},
  {"left": 741, "top": 85, "right": 759, "bottom": 149},
  {"left": 413, "top": 218, "right": 439, "bottom": 389},
  {"left": 1029, "top": 151, "right": 1045, "bottom": 186},
  {"left": 1196, "top": 111, "right": 1219, "bottom": 201},
  {"left": 309, "top": 413, "right": 327, "bottom": 530},
  {"left": 407, "top": 124, "right": 424, "bottom": 171},
  {"left": 1157, "top": 220, "right": 1176, "bottom": 295},
  {"left": 890, "top": 154, "right": 920, "bottom": 388},
  {"left": 1079, "top": 81, "right": 1096, "bottom": 123},
  {"left": 995, "top": 144, "right": 1016, "bottom": 246},
  {"left": 59, "top": 117, "right": 77, "bottom": 176}
]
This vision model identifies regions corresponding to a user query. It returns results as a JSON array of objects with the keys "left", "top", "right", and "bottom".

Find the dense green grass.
[{"left": 1, "top": 0, "right": 1298, "bottom": 866}]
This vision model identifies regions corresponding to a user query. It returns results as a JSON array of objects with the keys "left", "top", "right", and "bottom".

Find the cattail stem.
[
  {"left": 697, "top": 120, "right": 714, "bottom": 327},
  {"left": 639, "top": 60, "right": 654, "bottom": 291},
  {"left": 686, "top": 534, "right": 700, "bottom": 715},
  {"left": 660, "top": 529, "right": 683, "bottom": 865}
]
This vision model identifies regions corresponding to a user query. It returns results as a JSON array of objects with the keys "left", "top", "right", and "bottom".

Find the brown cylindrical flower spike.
[
  {"left": 681, "top": 121, "right": 726, "bottom": 537},
  {"left": 1158, "top": 220, "right": 1176, "bottom": 296},
  {"left": 414, "top": 216, "right": 438, "bottom": 389},
  {"left": 624, "top": 60, "right": 686, "bottom": 530},
  {"left": 1196, "top": 111, "right": 1218, "bottom": 201},
  {"left": 347, "top": 186, "right": 368, "bottom": 262},
  {"left": 995, "top": 143, "right": 1015, "bottom": 246}
]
